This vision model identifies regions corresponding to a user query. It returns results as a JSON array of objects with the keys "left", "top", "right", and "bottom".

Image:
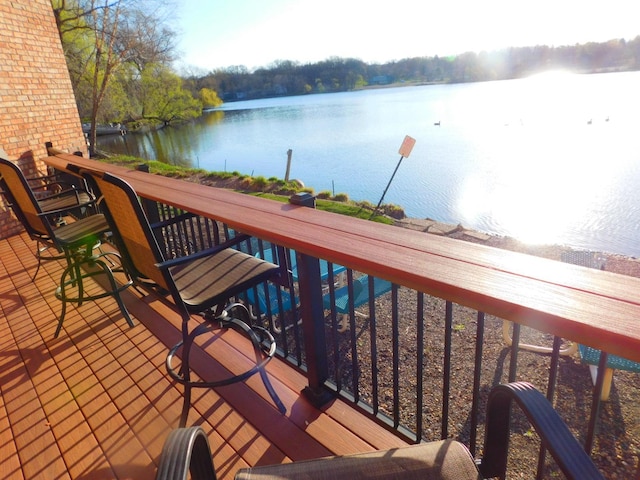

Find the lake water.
[{"left": 99, "top": 71, "right": 640, "bottom": 257}]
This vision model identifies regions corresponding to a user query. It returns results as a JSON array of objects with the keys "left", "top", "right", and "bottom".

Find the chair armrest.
[
  {"left": 155, "top": 426, "right": 216, "bottom": 480},
  {"left": 27, "top": 172, "right": 60, "bottom": 182},
  {"left": 149, "top": 211, "right": 201, "bottom": 230},
  {"left": 34, "top": 185, "right": 89, "bottom": 200},
  {"left": 28, "top": 172, "right": 86, "bottom": 197},
  {"left": 29, "top": 181, "right": 70, "bottom": 195},
  {"left": 36, "top": 195, "right": 97, "bottom": 219},
  {"left": 26, "top": 172, "right": 66, "bottom": 188},
  {"left": 478, "top": 382, "right": 604, "bottom": 480}
]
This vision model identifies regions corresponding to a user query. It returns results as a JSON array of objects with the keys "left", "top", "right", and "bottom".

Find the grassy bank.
[{"left": 99, "top": 155, "right": 401, "bottom": 224}]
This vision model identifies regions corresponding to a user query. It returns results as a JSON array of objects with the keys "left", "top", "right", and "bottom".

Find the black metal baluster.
[
  {"left": 442, "top": 301, "right": 453, "bottom": 439},
  {"left": 470, "top": 311, "right": 485, "bottom": 455},
  {"left": 392, "top": 284, "right": 400, "bottom": 428},
  {"left": 416, "top": 291, "right": 425, "bottom": 441}
]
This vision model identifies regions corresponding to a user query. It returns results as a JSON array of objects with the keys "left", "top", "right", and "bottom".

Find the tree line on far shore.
[
  {"left": 51, "top": 1, "right": 640, "bottom": 156},
  {"left": 186, "top": 37, "right": 640, "bottom": 101}
]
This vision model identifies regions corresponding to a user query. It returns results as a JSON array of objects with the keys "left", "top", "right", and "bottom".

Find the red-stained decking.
[{"left": 0, "top": 231, "right": 406, "bottom": 479}]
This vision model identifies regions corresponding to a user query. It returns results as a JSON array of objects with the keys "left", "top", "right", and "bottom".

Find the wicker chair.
[
  {"left": 155, "top": 382, "right": 604, "bottom": 480},
  {"left": 86, "top": 170, "right": 286, "bottom": 426},
  {"left": 0, "top": 156, "right": 133, "bottom": 337}
]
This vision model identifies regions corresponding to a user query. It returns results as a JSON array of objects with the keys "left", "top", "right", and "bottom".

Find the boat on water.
[{"left": 82, "top": 123, "right": 127, "bottom": 136}]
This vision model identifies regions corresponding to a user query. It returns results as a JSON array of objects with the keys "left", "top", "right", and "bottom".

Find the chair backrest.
[
  {"left": 88, "top": 171, "right": 170, "bottom": 291},
  {"left": 0, "top": 157, "right": 51, "bottom": 239}
]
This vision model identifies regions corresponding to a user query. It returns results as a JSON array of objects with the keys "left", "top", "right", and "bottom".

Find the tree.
[
  {"left": 136, "top": 64, "right": 202, "bottom": 125},
  {"left": 85, "top": 0, "right": 129, "bottom": 154},
  {"left": 199, "top": 88, "right": 223, "bottom": 109},
  {"left": 52, "top": 0, "right": 88, "bottom": 42},
  {"left": 52, "top": 0, "right": 178, "bottom": 155}
]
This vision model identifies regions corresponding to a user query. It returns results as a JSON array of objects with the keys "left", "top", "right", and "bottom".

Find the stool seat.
[{"left": 235, "top": 440, "right": 480, "bottom": 480}]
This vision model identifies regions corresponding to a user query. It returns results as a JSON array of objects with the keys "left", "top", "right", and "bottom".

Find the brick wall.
[{"left": 0, "top": 0, "right": 87, "bottom": 239}]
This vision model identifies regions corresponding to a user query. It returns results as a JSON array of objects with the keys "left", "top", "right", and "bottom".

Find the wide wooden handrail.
[{"left": 44, "top": 153, "right": 640, "bottom": 363}]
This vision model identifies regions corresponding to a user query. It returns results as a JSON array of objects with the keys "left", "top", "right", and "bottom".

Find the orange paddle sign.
[{"left": 398, "top": 135, "right": 416, "bottom": 158}]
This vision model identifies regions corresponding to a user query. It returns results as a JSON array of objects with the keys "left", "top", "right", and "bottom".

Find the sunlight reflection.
[
  {"left": 458, "top": 149, "right": 618, "bottom": 247},
  {"left": 525, "top": 69, "right": 575, "bottom": 81},
  {"left": 456, "top": 70, "right": 626, "bottom": 248}
]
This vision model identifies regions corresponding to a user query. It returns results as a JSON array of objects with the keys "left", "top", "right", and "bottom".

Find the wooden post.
[{"left": 284, "top": 149, "right": 292, "bottom": 182}]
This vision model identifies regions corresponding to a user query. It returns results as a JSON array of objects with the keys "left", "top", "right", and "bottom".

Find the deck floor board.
[{"left": 0, "top": 232, "right": 407, "bottom": 480}]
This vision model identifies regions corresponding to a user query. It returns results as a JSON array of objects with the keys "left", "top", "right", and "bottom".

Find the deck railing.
[
  {"left": 44, "top": 151, "right": 640, "bottom": 477},
  {"left": 130, "top": 170, "right": 636, "bottom": 478}
]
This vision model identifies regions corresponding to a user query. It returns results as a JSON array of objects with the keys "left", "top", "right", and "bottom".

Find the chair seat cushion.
[
  {"left": 234, "top": 439, "right": 480, "bottom": 480},
  {"left": 171, "top": 248, "right": 280, "bottom": 309},
  {"left": 54, "top": 213, "right": 109, "bottom": 248}
]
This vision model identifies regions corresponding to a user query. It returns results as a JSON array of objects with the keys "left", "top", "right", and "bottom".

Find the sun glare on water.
[
  {"left": 460, "top": 164, "right": 611, "bottom": 247},
  {"left": 457, "top": 68, "right": 622, "bottom": 248},
  {"left": 525, "top": 69, "right": 575, "bottom": 81}
]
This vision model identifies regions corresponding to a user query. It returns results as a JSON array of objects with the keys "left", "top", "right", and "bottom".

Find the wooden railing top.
[{"left": 45, "top": 153, "right": 640, "bottom": 363}]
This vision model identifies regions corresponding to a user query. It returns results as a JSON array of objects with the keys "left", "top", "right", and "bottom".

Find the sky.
[{"left": 174, "top": 0, "right": 640, "bottom": 73}]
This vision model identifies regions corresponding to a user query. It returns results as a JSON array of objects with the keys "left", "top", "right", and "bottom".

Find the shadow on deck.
[{"left": 0, "top": 232, "right": 406, "bottom": 480}]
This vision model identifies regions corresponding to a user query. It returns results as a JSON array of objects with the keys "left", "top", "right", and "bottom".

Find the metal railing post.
[
  {"left": 134, "top": 164, "right": 164, "bottom": 250},
  {"left": 297, "top": 251, "right": 333, "bottom": 406},
  {"left": 289, "top": 192, "right": 332, "bottom": 405}
]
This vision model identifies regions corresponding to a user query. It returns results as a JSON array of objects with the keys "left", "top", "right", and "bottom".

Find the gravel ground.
[{"left": 364, "top": 227, "right": 640, "bottom": 479}]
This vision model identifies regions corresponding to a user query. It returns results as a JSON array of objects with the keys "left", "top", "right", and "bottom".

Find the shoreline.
[
  {"left": 99, "top": 157, "right": 640, "bottom": 278},
  {"left": 395, "top": 216, "right": 640, "bottom": 278}
]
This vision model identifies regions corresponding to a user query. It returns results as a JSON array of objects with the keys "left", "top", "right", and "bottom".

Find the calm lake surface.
[{"left": 99, "top": 71, "right": 640, "bottom": 257}]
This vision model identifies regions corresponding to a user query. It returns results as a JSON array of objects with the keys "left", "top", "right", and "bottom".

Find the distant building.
[{"left": 370, "top": 75, "right": 393, "bottom": 85}]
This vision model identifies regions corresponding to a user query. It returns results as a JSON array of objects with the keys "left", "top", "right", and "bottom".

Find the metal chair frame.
[
  {"left": 0, "top": 157, "right": 133, "bottom": 337},
  {"left": 155, "top": 382, "right": 604, "bottom": 480},
  {"left": 87, "top": 170, "right": 287, "bottom": 426}
]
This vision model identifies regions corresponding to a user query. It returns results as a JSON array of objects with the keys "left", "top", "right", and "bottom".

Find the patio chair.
[
  {"left": 560, "top": 250, "right": 640, "bottom": 401},
  {"left": 0, "top": 144, "right": 89, "bottom": 206},
  {"left": 155, "top": 382, "right": 604, "bottom": 480},
  {"left": 25, "top": 165, "right": 93, "bottom": 208},
  {"left": 246, "top": 282, "right": 295, "bottom": 329},
  {"left": 323, "top": 274, "right": 392, "bottom": 315},
  {"left": 86, "top": 170, "right": 287, "bottom": 426},
  {"left": 0, "top": 157, "right": 98, "bottom": 278},
  {"left": 322, "top": 274, "right": 392, "bottom": 332},
  {"left": 0, "top": 156, "right": 134, "bottom": 337}
]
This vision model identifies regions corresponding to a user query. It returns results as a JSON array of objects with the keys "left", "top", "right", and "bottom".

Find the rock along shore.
[{"left": 393, "top": 217, "right": 640, "bottom": 278}]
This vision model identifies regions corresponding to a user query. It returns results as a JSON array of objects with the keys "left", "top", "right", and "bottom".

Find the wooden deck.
[{"left": 0, "top": 231, "right": 407, "bottom": 480}]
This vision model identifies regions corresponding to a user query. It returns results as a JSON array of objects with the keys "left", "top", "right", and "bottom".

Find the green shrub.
[
  {"left": 317, "top": 190, "right": 332, "bottom": 199},
  {"left": 251, "top": 176, "right": 268, "bottom": 189},
  {"left": 333, "top": 193, "right": 349, "bottom": 202},
  {"left": 383, "top": 203, "right": 405, "bottom": 219},
  {"left": 202, "top": 171, "right": 234, "bottom": 180}
]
